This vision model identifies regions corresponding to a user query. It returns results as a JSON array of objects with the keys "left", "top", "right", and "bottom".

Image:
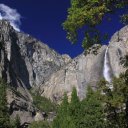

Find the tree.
[
  {"left": 0, "top": 78, "right": 10, "bottom": 128},
  {"left": 28, "top": 121, "right": 51, "bottom": 128},
  {"left": 31, "top": 91, "right": 57, "bottom": 113},
  {"left": 15, "top": 115, "right": 20, "bottom": 128},
  {"left": 53, "top": 89, "right": 80, "bottom": 128},
  {"left": 52, "top": 93, "right": 75, "bottom": 128},
  {"left": 10, "top": 115, "right": 21, "bottom": 128},
  {"left": 53, "top": 87, "right": 106, "bottom": 128},
  {"left": 68, "top": 87, "right": 80, "bottom": 127},
  {"left": 63, "top": 0, "right": 128, "bottom": 49},
  {"left": 98, "top": 76, "right": 128, "bottom": 127},
  {"left": 79, "top": 86, "right": 106, "bottom": 128}
]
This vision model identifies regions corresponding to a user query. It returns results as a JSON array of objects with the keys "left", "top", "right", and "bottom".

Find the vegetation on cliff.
[
  {"left": 31, "top": 91, "right": 57, "bottom": 113},
  {"left": 0, "top": 79, "right": 20, "bottom": 128},
  {"left": 0, "top": 78, "right": 10, "bottom": 128},
  {"left": 29, "top": 121, "right": 51, "bottom": 128}
]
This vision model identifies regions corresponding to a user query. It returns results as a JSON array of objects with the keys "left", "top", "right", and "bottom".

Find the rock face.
[
  {"left": 0, "top": 20, "right": 71, "bottom": 89},
  {"left": 0, "top": 19, "right": 127, "bottom": 124},
  {"left": 0, "top": 20, "right": 70, "bottom": 124},
  {"left": 108, "top": 26, "right": 128, "bottom": 77},
  {"left": 42, "top": 44, "right": 107, "bottom": 101}
]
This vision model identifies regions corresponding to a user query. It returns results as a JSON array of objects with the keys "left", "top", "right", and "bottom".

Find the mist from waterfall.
[{"left": 103, "top": 47, "right": 112, "bottom": 83}]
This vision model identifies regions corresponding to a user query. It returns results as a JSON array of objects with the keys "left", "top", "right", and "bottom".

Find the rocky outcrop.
[{"left": 108, "top": 25, "right": 128, "bottom": 77}]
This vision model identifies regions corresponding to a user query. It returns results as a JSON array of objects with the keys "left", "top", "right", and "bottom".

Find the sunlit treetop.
[{"left": 63, "top": 0, "right": 128, "bottom": 49}]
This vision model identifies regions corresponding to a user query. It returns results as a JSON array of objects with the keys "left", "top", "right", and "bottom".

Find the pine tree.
[
  {"left": 68, "top": 87, "right": 80, "bottom": 128},
  {"left": 28, "top": 121, "right": 51, "bottom": 128},
  {"left": 52, "top": 93, "right": 72, "bottom": 128},
  {"left": 14, "top": 115, "right": 21, "bottom": 128},
  {"left": 79, "top": 86, "right": 106, "bottom": 128},
  {"left": 0, "top": 78, "right": 10, "bottom": 128}
]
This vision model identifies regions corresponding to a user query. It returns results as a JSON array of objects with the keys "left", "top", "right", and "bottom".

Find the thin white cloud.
[{"left": 0, "top": 4, "right": 21, "bottom": 31}]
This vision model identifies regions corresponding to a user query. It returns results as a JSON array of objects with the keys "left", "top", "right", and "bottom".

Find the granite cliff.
[
  {"left": 42, "top": 26, "right": 128, "bottom": 101},
  {"left": 0, "top": 20, "right": 70, "bottom": 124},
  {"left": 0, "top": 20, "right": 127, "bottom": 124}
]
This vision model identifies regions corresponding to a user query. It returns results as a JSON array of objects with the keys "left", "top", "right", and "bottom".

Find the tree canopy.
[
  {"left": 63, "top": 0, "right": 128, "bottom": 49},
  {"left": 52, "top": 87, "right": 105, "bottom": 128}
]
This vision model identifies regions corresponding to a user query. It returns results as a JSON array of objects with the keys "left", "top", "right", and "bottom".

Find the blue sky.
[{"left": 0, "top": 0, "right": 127, "bottom": 58}]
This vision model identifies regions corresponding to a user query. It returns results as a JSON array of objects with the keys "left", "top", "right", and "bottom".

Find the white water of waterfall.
[{"left": 103, "top": 47, "right": 112, "bottom": 83}]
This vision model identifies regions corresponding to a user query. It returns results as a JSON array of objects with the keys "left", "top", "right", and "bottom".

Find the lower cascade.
[{"left": 103, "top": 47, "right": 112, "bottom": 83}]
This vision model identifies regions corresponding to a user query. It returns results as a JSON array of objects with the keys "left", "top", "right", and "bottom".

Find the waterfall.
[{"left": 103, "top": 47, "right": 112, "bottom": 83}]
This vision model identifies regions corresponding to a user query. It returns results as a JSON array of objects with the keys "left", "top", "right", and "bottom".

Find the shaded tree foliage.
[
  {"left": 28, "top": 121, "right": 51, "bottom": 128},
  {"left": 0, "top": 78, "right": 10, "bottom": 128}
]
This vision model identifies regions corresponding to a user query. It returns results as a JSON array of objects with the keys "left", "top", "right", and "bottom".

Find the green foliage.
[
  {"left": 68, "top": 87, "right": 80, "bottom": 127},
  {"left": 98, "top": 77, "right": 128, "bottom": 127},
  {"left": 53, "top": 87, "right": 105, "bottom": 128},
  {"left": 28, "top": 121, "right": 51, "bottom": 128},
  {"left": 10, "top": 115, "right": 21, "bottom": 128},
  {"left": 31, "top": 92, "right": 57, "bottom": 113},
  {"left": 121, "top": 14, "right": 128, "bottom": 24},
  {"left": 97, "top": 61, "right": 128, "bottom": 128},
  {"left": 0, "top": 78, "right": 10, "bottom": 128},
  {"left": 82, "top": 31, "right": 101, "bottom": 49},
  {"left": 79, "top": 86, "right": 105, "bottom": 128},
  {"left": 52, "top": 93, "right": 72, "bottom": 128},
  {"left": 14, "top": 115, "right": 20, "bottom": 128},
  {"left": 63, "top": 0, "right": 128, "bottom": 48},
  {"left": 70, "top": 87, "right": 80, "bottom": 105}
]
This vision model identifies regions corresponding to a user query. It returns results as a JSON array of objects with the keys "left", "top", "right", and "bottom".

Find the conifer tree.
[
  {"left": 52, "top": 93, "right": 73, "bottom": 128},
  {"left": 0, "top": 78, "right": 10, "bottom": 128},
  {"left": 68, "top": 87, "right": 80, "bottom": 127},
  {"left": 79, "top": 86, "right": 106, "bottom": 128}
]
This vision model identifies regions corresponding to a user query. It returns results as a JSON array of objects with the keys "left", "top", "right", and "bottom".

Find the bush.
[
  {"left": 31, "top": 91, "right": 57, "bottom": 113},
  {"left": 28, "top": 121, "right": 51, "bottom": 128}
]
